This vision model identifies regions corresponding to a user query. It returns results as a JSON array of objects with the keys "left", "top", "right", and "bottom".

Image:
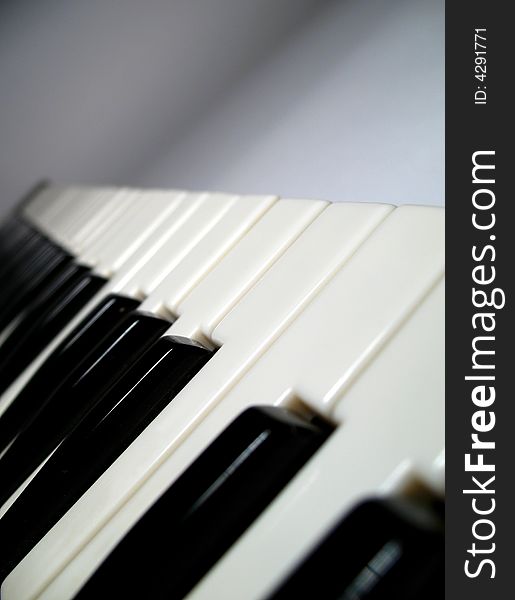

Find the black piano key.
[
  {"left": 0, "top": 217, "right": 44, "bottom": 254},
  {"left": 0, "top": 261, "right": 92, "bottom": 363},
  {"left": 0, "top": 216, "right": 25, "bottom": 246},
  {"left": 0, "top": 219, "right": 40, "bottom": 266},
  {"left": 0, "top": 267, "right": 107, "bottom": 395},
  {"left": 0, "top": 311, "right": 171, "bottom": 506},
  {"left": 269, "top": 497, "right": 444, "bottom": 600},
  {"left": 0, "top": 337, "right": 211, "bottom": 579},
  {"left": 0, "top": 181, "right": 56, "bottom": 274},
  {"left": 0, "top": 233, "right": 57, "bottom": 290},
  {"left": 0, "top": 294, "right": 140, "bottom": 452},
  {"left": 72, "top": 406, "right": 330, "bottom": 600},
  {"left": 0, "top": 243, "right": 73, "bottom": 330}
]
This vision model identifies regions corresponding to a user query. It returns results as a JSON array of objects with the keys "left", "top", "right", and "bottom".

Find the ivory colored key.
[
  {"left": 21, "top": 187, "right": 135, "bottom": 255},
  {"left": 28, "top": 187, "right": 147, "bottom": 254}
]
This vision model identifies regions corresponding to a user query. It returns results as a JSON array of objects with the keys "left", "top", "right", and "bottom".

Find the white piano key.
[
  {"left": 4, "top": 201, "right": 398, "bottom": 599},
  {"left": 78, "top": 190, "right": 182, "bottom": 276},
  {"left": 170, "top": 198, "right": 328, "bottom": 342},
  {"left": 21, "top": 186, "right": 68, "bottom": 230},
  {"left": 24, "top": 187, "right": 124, "bottom": 252},
  {"left": 21, "top": 186, "right": 80, "bottom": 239},
  {"left": 100, "top": 192, "right": 232, "bottom": 298},
  {"left": 183, "top": 278, "right": 444, "bottom": 600},
  {"left": 21, "top": 185, "right": 165, "bottom": 266},
  {"left": 49, "top": 189, "right": 121, "bottom": 249},
  {"left": 220, "top": 205, "right": 444, "bottom": 415},
  {"left": 61, "top": 189, "right": 141, "bottom": 255},
  {"left": 138, "top": 194, "right": 277, "bottom": 311},
  {"left": 132, "top": 194, "right": 271, "bottom": 300}
]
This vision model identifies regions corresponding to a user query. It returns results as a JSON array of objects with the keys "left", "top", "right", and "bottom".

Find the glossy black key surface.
[
  {"left": 0, "top": 262, "right": 92, "bottom": 364},
  {"left": 0, "top": 219, "right": 40, "bottom": 268},
  {"left": 0, "top": 311, "right": 170, "bottom": 506},
  {"left": 73, "top": 406, "right": 330, "bottom": 600},
  {"left": 269, "top": 497, "right": 444, "bottom": 600},
  {"left": 0, "top": 243, "right": 73, "bottom": 330},
  {"left": 0, "top": 268, "right": 106, "bottom": 394},
  {"left": 0, "top": 234, "right": 57, "bottom": 294},
  {"left": 0, "top": 337, "right": 211, "bottom": 579},
  {"left": 0, "top": 216, "right": 26, "bottom": 249},
  {"left": 0, "top": 294, "right": 140, "bottom": 452},
  {"left": 0, "top": 224, "right": 46, "bottom": 277}
]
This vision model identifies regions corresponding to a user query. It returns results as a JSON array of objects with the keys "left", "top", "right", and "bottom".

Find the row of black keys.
[{"left": 0, "top": 214, "right": 443, "bottom": 598}]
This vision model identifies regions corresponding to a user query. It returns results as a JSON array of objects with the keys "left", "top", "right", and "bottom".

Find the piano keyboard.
[{"left": 0, "top": 185, "right": 444, "bottom": 599}]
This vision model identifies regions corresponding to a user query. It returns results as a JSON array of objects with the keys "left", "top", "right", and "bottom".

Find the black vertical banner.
[{"left": 446, "top": 2, "right": 513, "bottom": 598}]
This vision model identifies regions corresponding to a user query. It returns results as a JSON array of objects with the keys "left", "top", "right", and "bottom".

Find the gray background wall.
[{"left": 0, "top": 0, "right": 444, "bottom": 217}]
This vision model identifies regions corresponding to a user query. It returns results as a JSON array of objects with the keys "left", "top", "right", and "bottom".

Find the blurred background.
[{"left": 0, "top": 0, "right": 444, "bottom": 217}]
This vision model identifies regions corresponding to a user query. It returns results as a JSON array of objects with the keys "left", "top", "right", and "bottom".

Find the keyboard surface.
[{"left": 0, "top": 184, "right": 444, "bottom": 599}]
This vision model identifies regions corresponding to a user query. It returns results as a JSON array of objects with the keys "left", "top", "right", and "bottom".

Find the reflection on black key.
[
  {"left": 0, "top": 218, "right": 28, "bottom": 253},
  {"left": 0, "top": 337, "right": 211, "bottom": 580},
  {"left": 0, "top": 267, "right": 106, "bottom": 394},
  {"left": 0, "top": 311, "right": 170, "bottom": 506},
  {"left": 0, "top": 294, "right": 140, "bottom": 452},
  {"left": 0, "top": 237, "right": 58, "bottom": 299},
  {"left": 0, "top": 262, "right": 92, "bottom": 364},
  {"left": 73, "top": 406, "right": 330, "bottom": 600},
  {"left": 0, "top": 243, "right": 73, "bottom": 331},
  {"left": 0, "top": 228, "right": 48, "bottom": 282},
  {"left": 270, "top": 497, "right": 444, "bottom": 600},
  {"left": 0, "top": 220, "right": 41, "bottom": 274}
]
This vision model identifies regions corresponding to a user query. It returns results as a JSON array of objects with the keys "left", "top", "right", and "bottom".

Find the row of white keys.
[
  {"left": 0, "top": 191, "right": 278, "bottom": 516},
  {"left": 0, "top": 188, "right": 100, "bottom": 344},
  {"left": 0, "top": 187, "right": 187, "bottom": 371},
  {"left": 77, "top": 189, "right": 183, "bottom": 277},
  {"left": 2, "top": 200, "right": 396, "bottom": 600},
  {"left": 54, "top": 189, "right": 141, "bottom": 257},
  {"left": 21, "top": 187, "right": 129, "bottom": 253},
  {"left": 137, "top": 194, "right": 279, "bottom": 313},
  {"left": 22, "top": 186, "right": 176, "bottom": 273},
  {"left": 0, "top": 187, "right": 141, "bottom": 343},
  {"left": 20, "top": 186, "right": 79, "bottom": 240},
  {"left": 0, "top": 195, "right": 324, "bottom": 533},
  {"left": 5, "top": 196, "right": 321, "bottom": 427},
  {"left": 0, "top": 191, "right": 276, "bottom": 515},
  {"left": 33, "top": 188, "right": 122, "bottom": 252},
  {"left": 0, "top": 191, "right": 262, "bottom": 418}
]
